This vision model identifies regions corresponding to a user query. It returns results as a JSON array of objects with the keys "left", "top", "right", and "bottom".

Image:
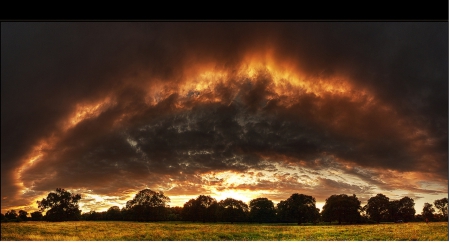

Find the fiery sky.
[{"left": 1, "top": 22, "right": 448, "bottom": 214}]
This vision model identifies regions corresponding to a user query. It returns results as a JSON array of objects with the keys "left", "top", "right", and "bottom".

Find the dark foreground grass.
[{"left": 1, "top": 221, "right": 448, "bottom": 241}]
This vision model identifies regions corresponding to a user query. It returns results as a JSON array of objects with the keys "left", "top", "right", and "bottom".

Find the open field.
[{"left": 1, "top": 221, "right": 448, "bottom": 241}]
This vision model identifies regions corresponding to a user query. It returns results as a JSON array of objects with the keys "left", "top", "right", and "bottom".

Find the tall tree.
[
  {"left": 5, "top": 210, "right": 18, "bottom": 220},
  {"left": 422, "top": 202, "right": 435, "bottom": 222},
  {"left": 167, "top": 206, "right": 183, "bottom": 221},
  {"left": 434, "top": 198, "right": 448, "bottom": 220},
  {"left": 386, "top": 196, "right": 416, "bottom": 222},
  {"left": 125, "top": 189, "right": 170, "bottom": 221},
  {"left": 181, "top": 198, "right": 197, "bottom": 221},
  {"left": 388, "top": 200, "right": 401, "bottom": 222},
  {"left": 18, "top": 210, "right": 28, "bottom": 221},
  {"left": 365, "top": 194, "right": 390, "bottom": 223},
  {"left": 182, "top": 195, "right": 218, "bottom": 222},
  {"left": 397, "top": 197, "right": 415, "bottom": 222},
  {"left": 249, "top": 198, "right": 276, "bottom": 223},
  {"left": 321, "top": 194, "right": 361, "bottom": 224},
  {"left": 218, "top": 198, "right": 249, "bottom": 223},
  {"left": 106, "top": 206, "right": 122, "bottom": 220},
  {"left": 37, "top": 188, "right": 81, "bottom": 221},
  {"left": 30, "top": 211, "right": 43, "bottom": 221},
  {"left": 277, "top": 193, "right": 320, "bottom": 225},
  {"left": 81, "top": 211, "right": 104, "bottom": 221}
]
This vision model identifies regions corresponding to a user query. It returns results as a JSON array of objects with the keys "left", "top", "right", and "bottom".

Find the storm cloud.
[{"left": 1, "top": 22, "right": 448, "bottom": 213}]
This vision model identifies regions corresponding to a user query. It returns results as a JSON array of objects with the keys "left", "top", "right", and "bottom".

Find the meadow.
[{"left": 1, "top": 221, "right": 448, "bottom": 241}]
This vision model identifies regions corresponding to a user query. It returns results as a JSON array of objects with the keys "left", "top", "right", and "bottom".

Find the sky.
[{"left": 1, "top": 22, "right": 448, "bottom": 214}]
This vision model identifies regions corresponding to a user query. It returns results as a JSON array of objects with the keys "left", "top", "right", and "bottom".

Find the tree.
[
  {"left": 81, "top": 211, "right": 103, "bottom": 221},
  {"left": 197, "top": 195, "right": 218, "bottom": 222},
  {"left": 434, "top": 198, "right": 448, "bottom": 220},
  {"left": 182, "top": 198, "right": 197, "bottom": 221},
  {"left": 167, "top": 206, "right": 183, "bottom": 221},
  {"left": 388, "top": 200, "right": 401, "bottom": 222},
  {"left": 385, "top": 196, "right": 416, "bottom": 222},
  {"left": 30, "top": 211, "right": 43, "bottom": 221},
  {"left": 125, "top": 189, "right": 170, "bottom": 221},
  {"left": 217, "top": 198, "right": 249, "bottom": 223},
  {"left": 365, "top": 194, "right": 390, "bottom": 223},
  {"left": 422, "top": 203, "right": 435, "bottom": 222},
  {"left": 106, "top": 206, "right": 122, "bottom": 220},
  {"left": 321, "top": 194, "right": 361, "bottom": 224},
  {"left": 277, "top": 193, "right": 320, "bottom": 225},
  {"left": 5, "top": 210, "right": 18, "bottom": 220},
  {"left": 37, "top": 188, "right": 82, "bottom": 221},
  {"left": 18, "top": 210, "right": 28, "bottom": 221},
  {"left": 121, "top": 207, "right": 133, "bottom": 221},
  {"left": 182, "top": 195, "right": 218, "bottom": 222},
  {"left": 249, "top": 198, "right": 276, "bottom": 223},
  {"left": 397, "top": 197, "right": 415, "bottom": 222}
]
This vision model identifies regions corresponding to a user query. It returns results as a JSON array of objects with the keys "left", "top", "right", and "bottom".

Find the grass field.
[{"left": 1, "top": 221, "right": 448, "bottom": 241}]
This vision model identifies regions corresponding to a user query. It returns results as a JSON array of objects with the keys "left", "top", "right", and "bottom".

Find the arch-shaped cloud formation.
[{"left": 2, "top": 22, "right": 447, "bottom": 213}]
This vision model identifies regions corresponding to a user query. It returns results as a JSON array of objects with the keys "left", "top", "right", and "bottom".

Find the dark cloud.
[{"left": 1, "top": 22, "right": 447, "bottom": 213}]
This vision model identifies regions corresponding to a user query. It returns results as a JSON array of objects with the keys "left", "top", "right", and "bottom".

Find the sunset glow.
[{"left": 2, "top": 22, "right": 447, "bottom": 216}]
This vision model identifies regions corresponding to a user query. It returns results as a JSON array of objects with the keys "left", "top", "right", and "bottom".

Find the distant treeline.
[{"left": 1, "top": 188, "right": 448, "bottom": 224}]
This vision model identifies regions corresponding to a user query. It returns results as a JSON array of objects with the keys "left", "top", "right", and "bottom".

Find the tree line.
[{"left": 1, "top": 188, "right": 448, "bottom": 224}]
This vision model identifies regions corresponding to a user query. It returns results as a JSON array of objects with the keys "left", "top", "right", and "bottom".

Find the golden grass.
[{"left": 1, "top": 221, "right": 448, "bottom": 241}]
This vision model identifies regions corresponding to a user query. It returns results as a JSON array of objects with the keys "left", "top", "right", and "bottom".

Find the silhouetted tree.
[
  {"left": 106, "top": 206, "right": 122, "bottom": 220},
  {"left": 365, "top": 194, "right": 390, "bottom": 223},
  {"left": 81, "top": 211, "right": 104, "bottom": 221},
  {"left": 321, "top": 194, "right": 361, "bottom": 224},
  {"left": 277, "top": 193, "right": 320, "bottom": 225},
  {"left": 18, "top": 210, "right": 28, "bottom": 221},
  {"left": 182, "top": 198, "right": 197, "bottom": 221},
  {"left": 125, "top": 189, "right": 170, "bottom": 221},
  {"left": 5, "top": 210, "right": 18, "bottom": 220},
  {"left": 218, "top": 198, "right": 249, "bottom": 223},
  {"left": 30, "top": 211, "right": 43, "bottom": 221},
  {"left": 385, "top": 196, "right": 416, "bottom": 222},
  {"left": 167, "top": 206, "right": 183, "bottom": 221},
  {"left": 434, "top": 198, "right": 448, "bottom": 221},
  {"left": 121, "top": 207, "right": 133, "bottom": 221},
  {"left": 249, "top": 198, "right": 276, "bottom": 223},
  {"left": 414, "top": 213, "right": 424, "bottom": 222},
  {"left": 397, "top": 197, "right": 415, "bottom": 222},
  {"left": 37, "top": 188, "right": 81, "bottom": 221},
  {"left": 388, "top": 200, "right": 401, "bottom": 222},
  {"left": 198, "top": 195, "right": 218, "bottom": 222},
  {"left": 1, "top": 213, "right": 5, "bottom": 221},
  {"left": 433, "top": 212, "right": 445, "bottom": 221},
  {"left": 182, "top": 195, "right": 218, "bottom": 222},
  {"left": 422, "top": 203, "right": 435, "bottom": 222}
]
